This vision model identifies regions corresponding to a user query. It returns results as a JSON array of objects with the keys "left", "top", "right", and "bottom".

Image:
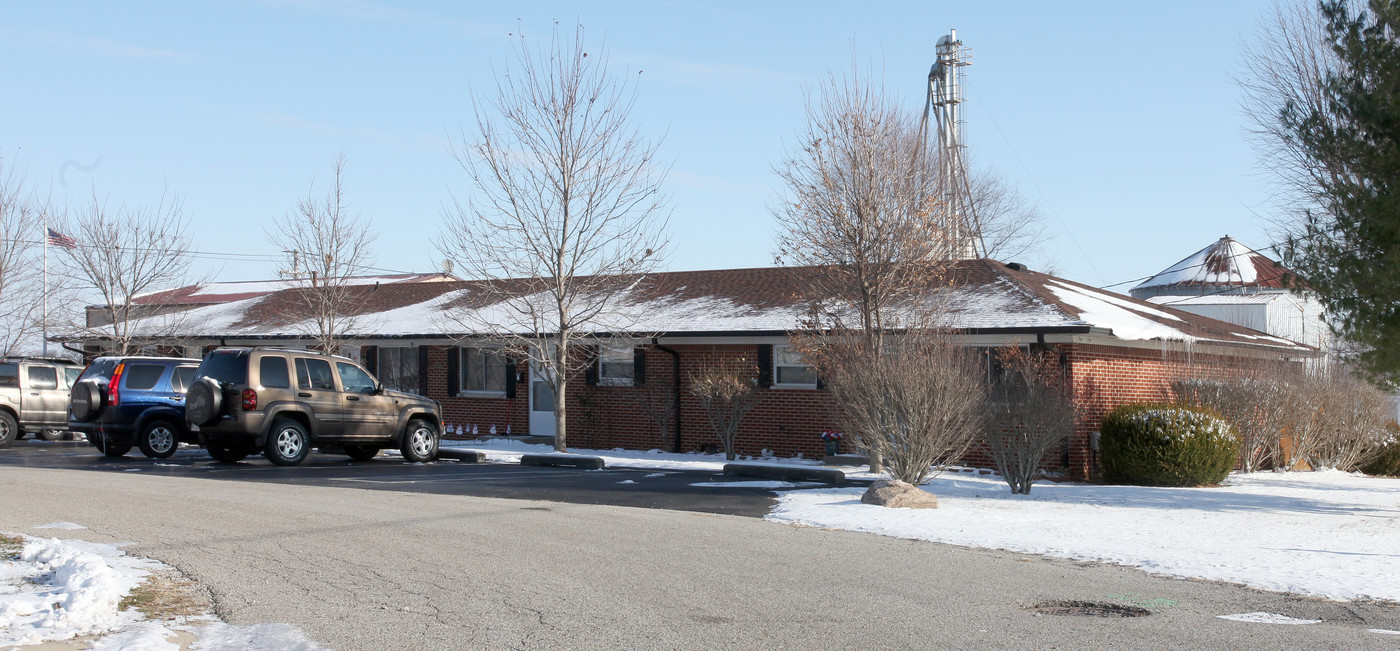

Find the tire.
[
  {"left": 400, "top": 419, "right": 439, "bottom": 463},
  {"left": 38, "top": 429, "right": 67, "bottom": 442},
  {"left": 0, "top": 412, "right": 16, "bottom": 448},
  {"left": 185, "top": 378, "right": 223, "bottom": 428},
  {"left": 207, "top": 443, "right": 251, "bottom": 463},
  {"left": 264, "top": 419, "right": 310, "bottom": 466},
  {"left": 344, "top": 445, "right": 381, "bottom": 461},
  {"left": 91, "top": 431, "right": 131, "bottom": 458},
  {"left": 138, "top": 420, "right": 181, "bottom": 459},
  {"left": 70, "top": 380, "right": 105, "bottom": 422}
]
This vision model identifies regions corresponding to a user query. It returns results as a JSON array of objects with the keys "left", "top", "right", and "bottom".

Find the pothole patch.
[{"left": 1029, "top": 600, "right": 1152, "bottom": 618}]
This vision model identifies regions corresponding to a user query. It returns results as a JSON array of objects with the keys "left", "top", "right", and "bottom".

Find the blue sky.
[{"left": 0, "top": 1, "right": 1282, "bottom": 290}]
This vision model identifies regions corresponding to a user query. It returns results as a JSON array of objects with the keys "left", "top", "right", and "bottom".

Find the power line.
[{"left": 966, "top": 80, "right": 1104, "bottom": 283}]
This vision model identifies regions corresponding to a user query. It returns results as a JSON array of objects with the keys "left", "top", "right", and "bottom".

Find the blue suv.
[{"left": 68, "top": 356, "right": 201, "bottom": 459}]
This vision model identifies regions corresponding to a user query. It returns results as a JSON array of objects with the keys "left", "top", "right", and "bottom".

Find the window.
[
  {"left": 295, "top": 358, "right": 336, "bottom": 391},
  {"left": 0, "top": 363, "right": 17, "bottom": 388},
  {"left": 171, "top": 367, "right": 196, "bottom": 393},
  {"left": 64, "top": 367, "right": 81, "bottom": 388},
  {"left": 198, "top": 350, "right": 249, "bottom": 385},
  {"left": 27, "top": 366, "right": 58, "bottom": 390},
  {"left": 461, "top": 348, "right": 507, "bottom": 393},
  {"left": 259, "top": 356, "right": 291, "bottom": 389},
  {"left": 123, "top": 364, "right": 164, "bottom": 391},
  {"left": 337, "top": 363, "right": 376, "bottom": 393},
  {"left": 598, "top": 345, "right": 635, "bottom": 386},
  {"left": 774, "top": 345, "right": 817, "bottom": 387},
  {"left": 378, "top": 347, "right": 419, "bottom": 393}
]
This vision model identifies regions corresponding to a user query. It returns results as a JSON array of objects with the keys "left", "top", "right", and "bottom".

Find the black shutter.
[
  {"left": 362, "top": 345, "right": 378, "bottom": 377},
  {"left": 418, "top": 346, "right": 430, "bottom": 397},
  {"left": 815, "top": 374, "right": 826, "bottom": 390},
  {"left": 446, "top": 347, "right": 460, "bottom": 396},
  {"left": 633, "top": 347, "right": 646, "bottom": 386},
  {"left": 504, "top": 357, "right": 517, "bottom": 399},
  {"left": 756, "top": 344, "right": 773, "bottom": 388},
  {"left": 585, "top": 346, "right": 599, "bottom": 387}
]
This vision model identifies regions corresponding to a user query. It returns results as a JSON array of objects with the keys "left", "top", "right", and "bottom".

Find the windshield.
[
  {"left": 78, "top": 359, "right": 119, "bottom": 383},
  {"left": 196, "top": 350, "right": 249, "bottom": 386}
]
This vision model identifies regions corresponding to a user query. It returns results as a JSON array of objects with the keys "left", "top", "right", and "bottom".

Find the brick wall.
[
  {"left": 1062, "top": 343, "right": 1251, "bottom": 479},
  {"left": 424, "top": 341, "right": 1269, "bottom": 480}
]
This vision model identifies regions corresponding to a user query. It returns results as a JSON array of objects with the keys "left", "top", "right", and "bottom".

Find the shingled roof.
[{"left": 108, "top": 260, "right": 1312, "bottom": 352}]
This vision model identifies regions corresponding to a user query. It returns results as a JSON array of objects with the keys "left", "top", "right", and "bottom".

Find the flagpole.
[{"left": 42, "top": 214, "right": 48, "bottom": 357}]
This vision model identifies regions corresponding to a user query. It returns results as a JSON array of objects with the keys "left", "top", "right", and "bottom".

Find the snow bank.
[
  {"left": 438, "top": 437, "right": 828, "bottom": 472},
  {"left": 0, "top": 538, "right": 153, "bottom": 646},
  {"left": 768, "top": 470, "right": 1400, "bottom": 602}
]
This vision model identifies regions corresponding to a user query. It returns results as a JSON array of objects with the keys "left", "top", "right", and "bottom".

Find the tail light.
[
  {"left": 241, "top": 389, "right": 258, "bottom": 411},
  {"left": 108, "top": 363, "right": 125, "bottom": 407}
]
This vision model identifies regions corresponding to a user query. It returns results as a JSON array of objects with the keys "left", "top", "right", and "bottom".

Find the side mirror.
[{"left": 366, "top": 384, "right": 382, "bottom": 395}]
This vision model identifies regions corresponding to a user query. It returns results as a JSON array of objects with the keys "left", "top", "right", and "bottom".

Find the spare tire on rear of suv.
[
  {"left": 185, "top": 378, "right": 223, "bottom": 427},
  {"left": 70, "top": 380, "right": 106, "bottom": 422}
]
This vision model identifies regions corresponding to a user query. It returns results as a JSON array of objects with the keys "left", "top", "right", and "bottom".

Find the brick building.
[{"left": 85, "top": 260, "right": 1315, "bottom": 479}]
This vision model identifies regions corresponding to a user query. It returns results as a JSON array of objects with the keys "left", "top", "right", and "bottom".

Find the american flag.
[{"left": 46, "top": 228, "right": 76, "bottom": 249}]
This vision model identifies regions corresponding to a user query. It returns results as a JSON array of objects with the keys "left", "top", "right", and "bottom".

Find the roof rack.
[{"left": 0, "top": 356, "right": 81, "bottom": 365}]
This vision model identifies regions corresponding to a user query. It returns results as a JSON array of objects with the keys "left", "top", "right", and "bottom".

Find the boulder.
[{"left": 860, "top": 479, "right": 939, "bottom": 509}]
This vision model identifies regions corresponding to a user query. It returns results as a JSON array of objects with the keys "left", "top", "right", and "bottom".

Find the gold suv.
[{"left": 185, "top": 348, "right": 441, "bottom": 466}]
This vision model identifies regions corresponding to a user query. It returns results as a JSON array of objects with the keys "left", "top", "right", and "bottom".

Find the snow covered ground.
[
  {"left": 0, "top": 531, "right": 322, "bottom": 649},
  {"left": 768, "top": 469, "right": 1400, "bottom": 603}
]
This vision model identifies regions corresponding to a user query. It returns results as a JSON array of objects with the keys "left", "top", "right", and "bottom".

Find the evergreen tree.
[{"left": 1281, "top": 0, "right": 1400, "bottom": 384}]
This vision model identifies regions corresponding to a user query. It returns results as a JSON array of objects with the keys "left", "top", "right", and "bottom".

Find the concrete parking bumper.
[
  {"left": 520, "top": 454, "right": 606, "bottom": 470},
  {"left": 437, "top": 448, "right": 485, "bottom": 462},
  {"left": 723, "top": 463, "right": 846, "bottom": 484}
]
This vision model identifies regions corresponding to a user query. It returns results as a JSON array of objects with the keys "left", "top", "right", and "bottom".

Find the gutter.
[{"left": 652, "top": 338, "right": 682, "bottom": 453}]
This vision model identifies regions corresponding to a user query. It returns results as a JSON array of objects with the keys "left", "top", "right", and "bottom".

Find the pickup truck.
[{"left": 0, "top": 357, "right": 83, "bottom": 447}]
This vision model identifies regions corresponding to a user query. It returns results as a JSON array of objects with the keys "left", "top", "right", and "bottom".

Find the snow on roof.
[
  {"left": 104, "top": 261, "right": 1312, "bottom": 352},
  {"left": 131, "top": 273, "right": 457, "bottom": 306},
  {"left": 1133, "top": 236, "right": 1292, "bottom": 291}
]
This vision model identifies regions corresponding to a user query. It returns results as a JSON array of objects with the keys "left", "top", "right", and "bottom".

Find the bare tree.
[
  {"left": 1306, "top": 367, "right": 1393, "bottom": 470},
  {"left": 967, "top": 166, "right": 1047, "bottom": 265},
  {"left": 0, "top": 157, "right": 47, "bottom": 356},
  {"left": 688, "top": 358, "right": 762, "bottom": 461},
  {"left": 634, "top": 380, "right": 676, "bottom": 451},
  {"left": 774, "top": 71, "right": 951, "bottom": 342},
  {"left": 982, "top": 346, "right": 1075, "bottom": 494},
  {"left": 268, "top": 154, "right": 377, "bottom": 354},
  {"left": 1172, "top": 356, "right": 1301, "bottom": 473},
  {"left": 56, "top": 192, "right": 196, "bottom": 355},
  {"left": 807, "top": 330, "right": 985, "bottom": 485},
  {"left": 773, "top": 70, "right": 957, "bottom": 473},
  {"left": 1239, "top": 0, "right": 1346, "bottom": 219},
  {"left": 438, "top": 24, "right": 669, "bottom": 452}
]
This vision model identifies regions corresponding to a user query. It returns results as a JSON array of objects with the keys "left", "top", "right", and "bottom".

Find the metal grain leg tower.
[{"left": 925, "top": 29, "right": 985, "bottom": 260}]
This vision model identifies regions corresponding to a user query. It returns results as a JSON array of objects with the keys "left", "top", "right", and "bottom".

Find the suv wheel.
[
  {"left": 207, "top": 443, "right": 251, "bottom": 463},
  {"left": 138, "top": 421, "right": 180, "bottom": 459},
  {"left": 0, "top": 412, "right": 16, "bottom": 448},
  {"left": 265, "top": 419, "right": 310, "bottom": 466},
  {"left": 401, "top": 419, "right": 439, "bottom": 463},
  {"left": 38, "top": 430, "right": 67, "bottom": 442},
  {"left": 344, "top": 445, "right": 380, "bottom": 461}
]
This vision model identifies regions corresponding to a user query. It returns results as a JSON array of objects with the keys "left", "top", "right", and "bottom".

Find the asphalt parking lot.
[{"left": 0, "top": 439, "right": 835, "bottom": 517}]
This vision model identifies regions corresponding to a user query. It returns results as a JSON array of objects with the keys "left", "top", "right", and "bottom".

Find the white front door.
[{"left": 528, "top": 356, "right": 557, "bottom": 437}]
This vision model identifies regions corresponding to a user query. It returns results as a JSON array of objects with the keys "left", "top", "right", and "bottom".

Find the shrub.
[
  {"left": 1099, "top": 404, "right": 1239, "bottom": 487},
  {"left": 1360, "top": 424, "right": 1400, "bottom": 477}
]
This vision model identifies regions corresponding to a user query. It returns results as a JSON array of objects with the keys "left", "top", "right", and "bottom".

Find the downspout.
[{"left": 653, "top": 338, "right": 682, "bottom": 453}]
